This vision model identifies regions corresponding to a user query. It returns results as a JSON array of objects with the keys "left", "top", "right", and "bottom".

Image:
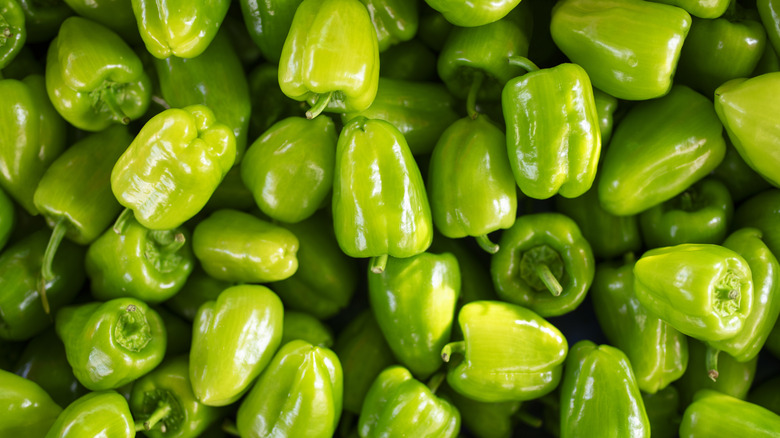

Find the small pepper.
[
  {"left": 0, "top": 0, "right": 26, "bottom": 69},
  {"left": 679, "top": 389, "right": 780, "bottom": 437},
  {"left": 44, "top": 390, "right": 135, "bottom": 438},
  {"left": 0, "top": 367, "right": 62, "bottom": 436},
  {"left": 360, "top": 0, "right": 418, "bottom": 52}
]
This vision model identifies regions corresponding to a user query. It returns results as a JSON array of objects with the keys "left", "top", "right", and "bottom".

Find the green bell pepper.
[
  {"left": 650, "top": 0, "right": 729, "bottom": 18},
  {"left": 239, "top": 0, "right": 302, "bottom": 63},
  {"left": 236, "top": 340, "right": 343, "bottom": 438},
  {"left": 599, "top": 85, "right": 726, "bottom": 216},
  {"left": 749, "top": 375, "right": 780, "bottom": 415},
  {"left": 358, "top": 367, "right": 460, "bottom": 437},
  {"left": 428, "top": 115, "right": 517, "bottom": 253},
  {"left": 201, "top": 166, "right": 255, "bottom": 214},
  {"left": 560, "top": 340, "right": 651, "bottom": 438},
  {"left": 15, "top": 0, "right": 73, "bottom": 43},
  {"left": 0, "top": 367, "right": 61, "bottom": 437},
  {"left": 61, "top": 0, "right": 139, "bottom": 43},
  {"left": 111, "top": 104, "right": 236, "bottom": 231},
  {"left": 240, "top": 115, "right": 337, "bottom": 223},
  {"left": 680, "top": 389, "right": 780, "bottom": 437},
  {"left": 44, "top": 390, "right": 134, "bottom": 438},
  {"left": 734, "top": 189, "right": 780, "bottom": 259},
  {"left": 642, "top": 386, "right": 682, "bottom": 438},
  {"left": 45, "top": 16, "right": 151, "bottom": 131},
  {"left": 491, "top": 212, "right": 595, "bottom": 317},
  {"left": 758, "top": 0, "right": 780, "bottom": 56},
  {"left": 713, "top": 142, "right": 772, "bottom": 203},
  {"left": 417, "top": 3, "right": 452, "bottom": 51},
  {"left": 164, "top": 265, "right": 229, "bottom": 322},
  {"left": 429, "top": 233, "right": 498, "bottom": 305},
  {"left": 0, "top": 44, "right": 41, "bottom": 79},
  {"left": 0, "top": 186, "right": 13, "bottom": 251},
  {"left": 131, "top": 0, "right": 230, "bottom": 59},
  {"left": 278, "top": 0, "right": 379, "bottom": 118},
  {"left": 441, "top": 300, "right": 568, "bottom": 403},
  {"left": 550, "top": 0, "right": 691, "bottom": 100},
  {"left": 360, "top": 0, "right": 417, "bottom": 52},
  {"left": 439, "top": 384, "right": 522, "bottom": 438},
  {"left": 423, "top": 0, "right": 521, "bottom": 27},
  {"left": 677, "top": 338, "right": 758, "bottom": 407},
  {"left": 0, "top": 74, "right": 66, "bottom": 215},
  {"left": 190, "top": 284, "right": 283, "bottom": 406},
  {"left": 0, "top": 0, "right": 25, "bottom": 69},
  {"left": 56, "top": 297, "right": 167, "bottom": 391},
  {"left": 593, "top": 88, "right": 618, "bottom": 145},
  {"left": 247, "top": 63, "right": 306, "bottom": 138},
  {"left": 378, "top": 39, "right": 437, "bottom": 81},
  {"left": 154, "top": 306, "right": 191, "bottom": 358},
  {"left": 281, "top": 311, "right": 334, "bottom": 348}
]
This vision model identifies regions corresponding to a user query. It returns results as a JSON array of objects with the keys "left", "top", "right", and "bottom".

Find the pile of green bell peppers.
[{"left": 3, "top": 0, "right": 780, "bottom": 437}]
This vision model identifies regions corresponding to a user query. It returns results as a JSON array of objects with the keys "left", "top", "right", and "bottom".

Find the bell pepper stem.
[
  {"left": 306, "top": 91, "right": 334, "bottom": 119},
  {"left": 135, "top": 402, "right": 172, "bottom": 432},
  {"left": 40, "top": 219, "right": 69, "bottom": 314},
  {"left": 426, "top": 372, "right": 446, "bottom": 394},
  {"left": 706, "top": 346, "right": 721, "bottom": 382},
  {"left": 116, "top": 304, "right": 152, "bottom": 352},
  {"left": 507, "top": 56, "right": 540, "bottom": 73},
  {"left": 535, "top": 263, "right": 564, "bottom": 297},
  {"left": 149, "top": 230, "right": 186, "bottom": 253},
  {"left": 516, "top": 409, "right": 543, "bottom": 429},
  {"left": 466, "top": 71, "right": 485, "bottom": 119},
  {"left": 370, "top": 254, "right": 389, "bottom": 274},
  {"left": 476, "top": 234, "right": 499, "bottom": 254},
  {"left": 441, "top": 341, "right": 466, "bottom": 362},
  {"left": 222, "top": 419, "right": 240, "bottom": 436},
  {"left": 113, "top": 208, "right": 134, "bottom": 234},
  {"left": 101, "top": 86, "right": 131, "bottom": 125}
]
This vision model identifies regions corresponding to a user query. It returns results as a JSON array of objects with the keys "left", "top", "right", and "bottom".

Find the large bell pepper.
[
  {"left": 0, "top": 367, "right": 62, "bottom": 437},
  {"left": 239, "top": 0, "right": 302, "bottom": 63},
  {"left": 680, "top": 389, "right": 780, "bottom": 437},
  {"left": 423, "top": 0, "right": 521, "bottom": 27},
  {"left": 0, "top": 0, "right": 25, "bottom": 69},
  {"left": 44, "top": 390, "right": 135, "bottom": 438},
  {"left": 111, "top": 105, "right": 236, "bottom": 231},
  {"left": 45, "top": 16, "right": 151, "bottom": 131}
]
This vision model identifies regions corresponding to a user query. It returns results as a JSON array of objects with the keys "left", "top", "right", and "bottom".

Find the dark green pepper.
[
  {"left": 0, "top": 367, "right": 61, "bottom": 436},
  {"left": 642, "top": 386, "right": 682, "bottom": 438},
  {"left": 239, "top": 0, "right": 302, "bottom": 63},
  {"left": 281, "top": 311, "right": 334, "bottom": 348},
  {"left": 749, "top": 375, "right": 780, "bottom": 415},
  {"left": 429, "top": 233, "right": 498, "bottom": 305},
  {"left": 247, "top": 63, "right": 305, "bottom": 138},
  {"left": 712, "top": 142, "right": 772, "bottom": 203},
  {"left": 0, "top": 186, "right": 13, "bottom": 252},
  {"left": 734, "top": 189, "right": 780, "bottom": 259},
  {"left": 360, "top": 0, "right": 417, "bottom": 52},
  {"left": 44, "top": 390, "right": 135, "bottom": 438},
  {"left": 61, "top": 0, "right": 139, "bottom": 43},
  {"left": 0, "top": 0, "right": 26, "bottom": 69},
  {"left": 15, "top": 0, "right": 73, "bottom": 43},
  {"left": 676, "top": 339, "right": 758, "bottom": 407},
  {"left": 378, "top": 39, "right": 437, "bottom": 81},
  {"left": 423, "top": 0, "right": 521, "bottom": 27},
  {"left": 680, "top": 389, "right": 780, "bottom": 437},
  {"left": 758, "top": 0, "right": 780, "bottom": 56},
  {"left": 164, "top": 265, "right": 229, "bottom": 322},
  {"left": 439, "top": 384, "right": 521, "bottom": 438},
  {"left": 593, "top": 88, "right": 618, "bottom": 145}
]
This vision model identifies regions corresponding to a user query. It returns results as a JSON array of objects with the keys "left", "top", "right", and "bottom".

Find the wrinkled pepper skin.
[
  {"left": 503, "top": 62, "right": 601, "bottom": 200},
  {"left": 56, "top": 298, "right": 166, "bottom": 391},
  {"left": 86, "top": 215, "right": 194, "bottom": 304},
  {"left": 560, "top": 341, "right": 650, "bottom": 438},
  {"left": 598, "top": 85, "right": 726, "bottom": 216},
  {"left": 190, "top": 285, "right": 283, "bottom": 407},
  {"left": 360, "top": 0, "right": 418, "bottom": 52},
  {"left": 0, "top": 229, "right": 86, "bottom": 341},
  {"left": 281, "top": 312, "right": 334, "bottom": 348},
  {"left": 677, "top": 339, "right": 758, "bottom": 407},
  {"left": 491, "top": 213, "right": 595, "bottom": 317},
  {"left": 368, "top": 252, "right": 460, "bottom": 379},
  {"left": 236, "top": 340, "right": 343, "bottom": 438},
  {"left": 0, "top": 0, "right": 26, "bottom": 69},
  {"left": 0, "top": 74, "right": 67, "bottom": 215},
  {"left": 428, "top": 115, "right": 517, "bottom": 249},
  {"left": 130, "top": 355, "right": 225, "bottom": 438},
  {"left": 44, "top": 390, "right": 135, "bottom": 438},
  {"left": 0, "top": 367, "right": 62, "bottom": 437},
  {"left": 423, "top": 0, "right": 521, "bottom": 27},
  {"left": 241, "top": 116, "right": 337, "bottom": 224},
  {"left": 591, "top": 257, "right": 688, "bottom": 394},
  {"left": 634, "top": 244, "right": 753, "bottom": 342},
  {"left": 45, "top": 16, "right": 151, "bottom": 131},
  {"left": 680, "top": 390, "right": 780, "bottom": 437},
  {"left": 550, "top": 0, "right": 691, "bottom": 101},
  {"left": 358, "top": 366, "right": 460, "bottom": 438},
  {"left": 441, "top": 300, "right": 568, "bottom": 403},
  {"left": 111, "top": 105, "right": 236, "bottom": 231},
  {"left": 239, "top": 0, "right": 302, "bottom": 63},
  {"left": 333, "top": 117, "right": 432, "bottom": 262},
  {"left": 639, "top": 178, "right": 733, "bottom": 248},
  {"left": 192, "top": 209, "right": 299, "bottom": 283},
  {"left": 278, "top": 0, "right": 379, "bottom": 115},
  {"left": 131, "top": 0, "right": 230, "bottom": 59},
  {"left": 714, "top": 73, "right": 780, "bottom": 187}
]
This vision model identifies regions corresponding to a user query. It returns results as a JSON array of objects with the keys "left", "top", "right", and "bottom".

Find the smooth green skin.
[
  {"left": 190, "top": 285, "right": 283, "bottom": 407},
  {"left": 440, "top": 384, "right": 520, "bottom": 438},
  {"left": 491, "top": 213, "right": 595, "bottom": 317},
  {"left": 713, "top": 142, "right": 772, "bottom": 203},
  {"left": 550, "top": 0, "right": 691, "bottom": 101},
  {"left": 154, "top": 32, "right": 250, "bottom": 160},
  {"left": 61, "top": 0, "right": 139, "bottom": 42},
  {"left": 676, "top": 13, "right": 766, "bottom": 97},
  {"left": 241, "top": 116, "right": 337, "bottom": 223},
  {"left": 45, "top": 17, "right": 151, "bottom": 131},
  {"left": 560, "top": 341, "right": 650, "bottom": 438},
  {"left": 333, "top": 117, "right": 432, "bottom": 259},
  {"left": 33, "top": 124, "right": 131, "bottom": 245},
  {"left": 131, "top": 0, "right": 229, "bottom": 59},
  {"left": 369, "top": 252, "right": 460, "bottom": 379},
  {"left": 642, "top": 386, "right": 681, "bottom": 438},
  {"left": 130, "top": 355, "right": 225, "bottom": 438},
  {"left": 112, "top": 105, "right": 236, "bottom": 231},
  {"left": 0, "top": 0, "right": 25, "bottom": 69},
  {"left": 442, "top": 300, "right": 568, "bottom": 403},
  {"left": 598, "top": 85, "right": 726, "bottom": 216},
  {"left": 423, "top": 0, "right": 521, "bottom": 27},
  {"left": 437, "top": 15, "right": 529, "bottom": 102},
  {"left": 0, "top": 186, "right": 13, "bottom": 251},
  {"left": 592, "top": 88, "right": 617, "bottom": 145},
  {"left": 0, "top": 230, "right": 85, "bottom": 341},
  {"left": 342, "top": 78, "right": 459, "bottom": 156},
  {"left": 13, "top": 328, "right": 88, "bottom": 407},
  {"left": 677, "top": 339, "right": 757, "bottom": 406},
  {"left": 709, "top": 228, "right": 780, "bottom": 361},
  {"left": 86, "top": 215, "right": 194, "bottom": 304},
  {"left": 651, "top": 0, "right": 729, "bottom": 18},
  {"left": 248, "top": 63, "right": 305, "bottom": 139},
  {"left": 428, "top": 115, "right": 517, "bottom": 243},
  {"left": 360, "top": 0, "right": 418, "bottom": 52},
  {"left": 56, "top": 298, "right": 166, "bottom": 391},
  {"left": 749, "top": 376, "right": 780, "bottom": 416},
  {"left": 680, "top": 390, "right": 780, "bottom": 437},
  {"left": 236, "top": 340, "right": 343, "bottom": 438},
  {"left": 239, "top": 0, "right": 302, "bottom": 63},
  {"left": 735, "top": 189, "right": 780, "bottom": 262},
  {"left": 281, "top": 312, "right": 334, "bottom": 348},
  {"left": 358, "top": 366, "right": 460, "bottom": 438},
  {"left": 45, "top": 391, "right": 134, "bottom": 438},
  {"left": 192, "top": 209, "right": 299, "bottom": 283},
  {"left": 503, "top": 63, "right": 601, "bottom": 200},
  {"left": 759, "top": 0, "right": 780, "bottom": 56},
  {"left": 278, "top": 0, "right": 379, "bottom": 113},
  {"left": 0, "top": 75, "right": 66, "bottom": 215},
  {"left": 271, "top": 211, "right": 358, "bottom": 319},
  {"left": 378, "top": 39, "right": 437, "bottom": 82},
  {"left": 333, "top": 310, "right": 396, "bottom": 415},
  {"left": 639, "top": 178, "right": 733, "bottom": 248},
  {"left": 555, "top": 183, "right": 642, "bottom": 260},
  {"left": 16, "top": 0, "right": 73, "bottom": 43},
  {"left": 164, "top": 266, "right": 229, "bottom": 322},
  {"left": 0, "top": 368, "right": 62, "bottom": 437},
  {"left": 634, "top": 244, "right": 753, "bottom": 342},
  {"left": 753, "top": 39, "right": 780, "bottom": 75},
  {"left": 417, "top": 3, "right": 452, "bottom": 51},
  {"left": 714, "top": 73, "right": 780, "bottom": 187},
  {"left": 591, "top": 258, "right": 688, "bottom": 394},
  {"left": 430, "top": 233, "right": 498, "bottom": 305}
]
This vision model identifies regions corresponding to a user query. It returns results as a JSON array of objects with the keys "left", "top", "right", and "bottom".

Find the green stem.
[
  {"left": 370, "top": 254, "right": 389, "bottom": 274},
  {"left": 150, "top": 230, "right": 186, "bottom": 253},
  {"left": 679, "top": 191, "right": 694, "bottom": 211},
  {"left": 113, "top": 208, "right": 134, "bottom": 234},
  {"left": 151, "top": 95, "right": 171, "bottom": 110},
  {"left": 135, "top": 402, "right": 172, "bottom": 432},
  {"left": 441, "top": 341, "right": 466, "bottom": 363},
  {"left": 102, "top": 87, "right": 130, "bottom": 125},
  {"left": 534, "top": 263, "right": 563, "bottom": 297},
  {"left": 426, "top": 372, "right": 446, "bottom": 394},
  {"left": 466, "top": 71, "right": 485, "bottom": 119},
  {"left": 306, "top": 91, "right": 334, "bottom": 119},
  {"left": 706, "top": 346, "right": 720, "bottom": 382},
  {"left": 475, "top": 234, "right": 499, "bottom": 254},
  {"left": 115, "top": 304, "right": 152, "bottom": 352},
  {"left": 222, "top": 419, "right": 240, "bottom": 436},
  {"left": 40, "top": 219, "right": 69, "bottom": 314},
  {"left": 507, "top": 56, "right": 540, "bottom": 73},
  {"left": 516, "top": 410, "right": 543, "bottom": 429}
]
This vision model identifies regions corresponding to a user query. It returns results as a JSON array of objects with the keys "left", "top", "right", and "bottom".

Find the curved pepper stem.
[
  {"left": 706, "top": 346, "right": 721, "bottom": 382},
  {"left": 466, "top": 72, "right": 485, "bottom": 119},
  {"left": 115, "top": 304, "right": 152, "bottom": 352},
  {"left": 306, "top": 91, "right": 334, "bottom": 119},
  {"left": 149, "top": 230, "right": 186, "bottom": 253},
  {"left": 426, "top": 372, "right": 446, "bottom": 394},
  {"left": 113, "top": 207, "right": 134, "bottom": 234},
  {"left": 134, "top": 401, "right": 172, "bottom": 432},
  {"left": 101, "top": 86, "right": 131, "bottom": 125},
  {"left": 40, "top": 219, "right": 69, "bottom": 314},
  {"left": 535, "top": 263, "right": 564, "bottom": 297},
  {"left": 370, "top": 254, "right": 389, "bottom": 274},
  {"left": 441, "top": 340, "right": 466, "bottom": 363},
  {"left": 507, "top": 56, "right": 540, "bottom": 73},
  {"left": 476, "top": 234, "right": 499, "bottom": 254}
]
